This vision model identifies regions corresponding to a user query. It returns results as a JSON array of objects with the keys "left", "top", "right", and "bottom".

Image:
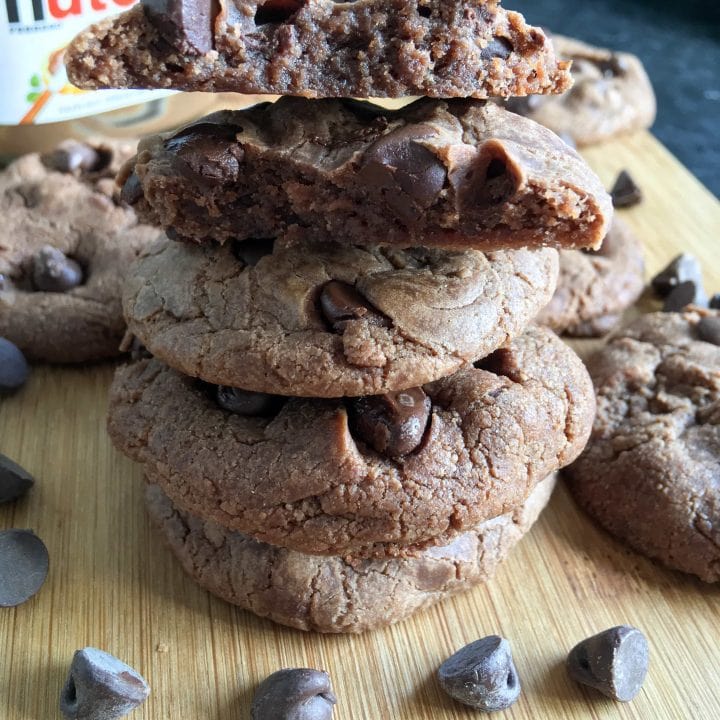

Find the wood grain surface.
[{"left": 1, "top": 131, "right": 719, "bottom": 720}]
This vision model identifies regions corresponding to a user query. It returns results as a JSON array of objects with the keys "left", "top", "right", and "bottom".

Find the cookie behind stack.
[{"left": 71, "top": 0, "right": 608, "bottom": 631}]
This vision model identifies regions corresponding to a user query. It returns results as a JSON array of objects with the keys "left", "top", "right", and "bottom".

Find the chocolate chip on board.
[
  {"left": 697, "top": 316, "right": 720, "bottom": 346},
  {"left": 567, "top": 626, "right": 649, "bottom": 702},
  {"left": 651, "top": 253, "right": 705, "bottom": 298},
  {"left": 349, "top": 387, "right": 431, "bottom": 457},
  {"left": 319, "top": 281, "right": 390, "bottom": 333},
  {"left": 663, "top": 280, "right": 706, "bottom": 313},
  {"left": 610, "top": 170, "right": 642, "bottom": 208},
  {"left": 438, "top": 636, "right": 521, "bottom": 711},
  {"left": 251, "top": 668, "right": 336, "bottom": 720},
  {"left": 0, "top": 453, "right": 34, "bottom": 504},
  {"left": 216, "top": 386, "right": 285, "bottom": 417},
  {"left": 142, "top": 0, "right": 214, "bottom": 55},
  {"left": 32, "top": 246, "right": 84, "bottom": 293},
  {"left": 60, "top": 647, "right": 150, "bottom": 720},
  {"left": 0, "top": 337, "right": 29, "bottom": 395},
  {"left": 0, "top": 529, "right": 49, "bottom": 607}
]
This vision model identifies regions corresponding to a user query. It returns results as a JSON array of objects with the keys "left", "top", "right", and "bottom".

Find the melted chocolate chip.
[
  {"left": 32, "top": 246, "right": 83, "bottom": 293},
  {"left": 165, "top": 122, "right": 243, "bottom": 184},
  {"left": 320, "top": 281, "right": 390, "bottom": 332},
  {"left": 142, "top": 0, "right": 215, "bottom": 55},
  {"left": 254, "top": 0, "right": 306, "bottom": 26},
  {"left": 231, "top": 238, "right": 275, "bottom": 266},
  {"left": 610, "top": 170, "right": 642, "bottom": 208},
  {"left": 697, "top": 316, "right": 720, "bottom": 346},
  {"left": 359, "top": 125, "right": 447, "bottom": 224},
  {"left": 216, "top": 386, "right": 285, "bottom": 417},
  {"left": 480, "top": 37, "right": 514, "bottom": 61},
  {"left": 120, "top": 171, "right": 144, "bottom": 206},
  {"left": 41, "top": 141, "right": 107, "bottom": 174},
  {"left": 349, "top": 387, "right": 431, "bottom": 457}
]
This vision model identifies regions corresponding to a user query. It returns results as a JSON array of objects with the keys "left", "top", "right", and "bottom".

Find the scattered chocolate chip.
[
  {"left": 0, "top": 529, "right": 49, "bottom": 607},
  {"left": 610, "top": 170, "right": 642, "bottom": 208},
  {"left": 710, "top": 294, "right": 720, "bottom": 310},
  {"left": 216, "top": 386, "right": 285, "bottom": 417},
  {"left": 165, "top": 122, "right": 243, "bottom": 184},
  {"left": 120, "top": 170, "right": 144, "bottom": 206},
  {"left": 663, "top": 280, "right": 705, "bottom": 312},
  {"left": 32, "top": 245, "right": 83, "bottom": 293},
  {"left": 232, "top": 238, "right": 275, "bottom": 266},
  {"left": 251, "top": 668, "right": 336, "bottom": 720},
  {"left": 254, "top": 0, "right": 306, "bottom": 26},
  {"left": 349, "top": 387, "right": 431, "bottom": 458},
  {"left": 320, "top": 281, "right": 390, "bottom": 332},
  {"left": 0, "top": 337, "right": 29, "bottom": 395},
  {"left": 0, "top": 453, "right": 34, "bottom": 504},
  {"left": 480, "top": 37, "right": 514, "bottom": 61},
  {"left": 651, "top": 254, "right": 704, "bottom": 297},
  {"left": 359, "top": 125, "right": 447, "bottom": 224},
  {"left": 438, "top": 636, "right": 521, "bottom": 711},
  {"left": 567, "top": 626, "right": 649, "bottom": 702},
  {"left": 60, "top": 647, "right": 150, "bottom": 720},
  {"left": 142, "top": 0, "right": 214, "bottom": 55},
  {"left": 42, "top": 140, "right": 106, "bottom": 174},
  {"left": 698, "top": 316, "right": 720, "bottom": 346}
]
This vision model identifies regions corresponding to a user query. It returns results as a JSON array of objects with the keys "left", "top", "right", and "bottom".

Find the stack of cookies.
[{"left": 68, "top": 0, "right": 611, "bottom": 632}]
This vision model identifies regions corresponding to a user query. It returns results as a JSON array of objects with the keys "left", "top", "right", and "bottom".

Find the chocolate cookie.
[
  {"left": 0, "top": 141, "right": 160, "bottom": 363},
  {"left": 505, "top": 35, "right": 656, "bottom": 146},
  {"left": 107, "top": 326, "right": 595, "bottom": 558},
  {"left": 124, "top": 98, "right": 612, "bottom": 251},
  {"left": 536, "top": 218, "right": 645, "bottom": 337},
  {"left": 145, "top": 474, "right": 556, "bottom": 633},
  {"left": 566, "top": 310, "right": 720, "bottom": 582},
  {"left": 123, "top": 236, "right": 558, "bottom": 397},
  {"left": 66, "top": 0, "right": 571, "bottom": 99}
]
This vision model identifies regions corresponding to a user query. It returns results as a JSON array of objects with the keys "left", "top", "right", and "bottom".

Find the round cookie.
[
  {"left": 145, "top": 474, "right": 557, "bottom": 634},
  {"left": 536, "top": 218, "right": 645, "bottom": 337},
  {"left": 0, "top": 140, "right": 160, "bottom": 363},
  {"left": 506, "top": 35, "right": 656, "bottom": 146},
  {"left": 566, "top": 310, "right": 720, "bottom": 582},
  {"left": 123, "top": 237, "right": 559, "bottom": 397},
  {"left": 107, "top": 326, "right": 595, "bottom": 558}
]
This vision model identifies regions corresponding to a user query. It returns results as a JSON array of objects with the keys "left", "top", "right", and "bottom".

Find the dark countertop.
[{"left": 510, "top": 0, "right": 720, "bottom": 197}]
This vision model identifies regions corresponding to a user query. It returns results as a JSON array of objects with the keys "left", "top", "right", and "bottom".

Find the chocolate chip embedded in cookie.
[
  {"left": 65, "top": 0, "right": 572, "bottom": 99},
  {"left": 123, "top": 236, "right": 559, "bottom": 397},
  {"left": 505, "top": 35, "right": 656, "bottom": 146},
  {"left": 566, "top": 310, "right": 720, "bottom": 582},
  {"left": 144, "top": 475, "right": 557, "bottom": 633},
  {"left": 127, "top": 98, "right": 611, "bottom": 251},
  {"left": 536, "top": 218, "right": 645, "bottom": 338},
  {"left": 108, "top": 326, "right": 594, "bottom": 558},
  {"left": 0, "top": 141, "right": 160, "bottom": 363}
]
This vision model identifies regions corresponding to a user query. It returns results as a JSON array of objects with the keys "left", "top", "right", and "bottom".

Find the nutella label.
[{"left": 0, "top": 0, "right": 171, "bottom": 124}]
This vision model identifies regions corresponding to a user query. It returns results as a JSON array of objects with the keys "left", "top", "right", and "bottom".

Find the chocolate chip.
[
  {"left": 0, "top": 453, "right": 34, "bottom": 504},
  {"left": 320, "top": 281, "right": 390, "bottom": 332},
  {"left": 165, "top": 122, "right": 243, "bottom": 184},
  {"left": 438, "top": 636, "right": 521, "bottom": 711},
  {"left": 567, "top": 626, "right": 649, "bottom": 702},
  {"left": 232, "top": 238, "right": 275, "bottom": 266},
  {"left": 0, "top": 337, "right": 29, "bottom": 395},
  {"left": 480, "top": 37, "right": 514, "bottom": 61},
  {"left": 251, "top": 668, "right": 336, "bottom": 720},
  {"left": 349, "top": 387, "right": 431, "bottom": 458},
  {"left": 0, "top": 529, "right": 49, "bottom": 607},
  {"left": 120, "top": 170, "right": 144, "bottom": 206},
  {"left": 610, "top": 170, "right": 642, "bottom": 208},
  {"left": 32, "top": 245, "right": 83, "bottom": 293},
  {"left": 663, "top": 280, "right": 705, "bottom": 312},
  {"left": 216, "top": 386, "right": 285, "bottom": 417},
  {"left": 254, "top": 0, "right": 306, "bottom": 26},
  {"left": 597, "top": 54, "right": 628, "bottom": 78},
  {"left": 710, "top": 294, "right": 720, "bottom": 310},
  {"left": 143, "top": 0, "right": 214, "bottom": 55},
  {"left": 359, "top": 125, "right": 447, "bottom": 224},
  {"left": 651, "top": 253, "right": 704, "bottom": 297},
  {"left": 42, "top": 140, "right": 105, "bottom": 174},
  {"left": 60, "top": 647, "right": 150, "bottom": 720},
  {"left": 698, "top": 316, "right": 720, "bottom": 346}
]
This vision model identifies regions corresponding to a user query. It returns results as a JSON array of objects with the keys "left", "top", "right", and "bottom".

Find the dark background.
[{"left": 509, "top": 0, "right": 720, "bottom": 196}]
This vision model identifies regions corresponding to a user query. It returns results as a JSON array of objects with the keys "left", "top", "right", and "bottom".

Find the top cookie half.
[{"left": 65, "top": 0, "right": 572, "bottom": 99}]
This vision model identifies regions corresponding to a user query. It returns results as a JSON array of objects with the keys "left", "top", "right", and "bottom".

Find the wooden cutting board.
[{"left": 1, "top": 130, "right": 719, "bottom": 720}]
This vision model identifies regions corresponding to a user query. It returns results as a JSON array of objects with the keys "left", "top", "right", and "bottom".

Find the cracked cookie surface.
[
  {"left": 566, "top": 310, "right": 720, "bottom": 582},
  {"left": 0, "top": 141, "right": 160, "bottom": 362},
  {"left": 107, "top": 326, "right": 594, "bottom": 558},
  {"left": 125, "top": 98, "right": 611, "bottom": 251},
  {"left": 536, "top": 218, "right": 645, "bottom": 337},
  {"left": 123, "top": 236, "right": 558, "bottom": 396},
  {"left": 145, "top": 474, "right": 556, "bottom": 633},
  {"left": 66, "top": 0, "right": 571, "bottom": 99}
]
